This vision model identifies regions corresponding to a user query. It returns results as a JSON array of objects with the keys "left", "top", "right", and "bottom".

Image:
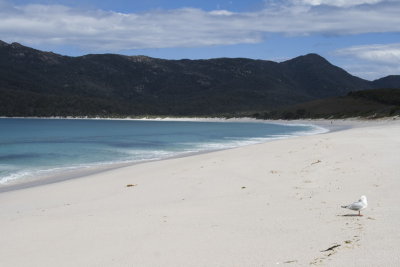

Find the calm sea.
[{"left": 0, "top": 118, "right": 326, "bottom": 185}]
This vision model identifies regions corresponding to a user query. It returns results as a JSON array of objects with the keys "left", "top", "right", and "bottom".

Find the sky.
[{"left": 1, "top": 0, "right": 399, "bottom": 80}]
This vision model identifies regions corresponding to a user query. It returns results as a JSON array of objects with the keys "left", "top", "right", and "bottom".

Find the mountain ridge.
[{"left": 1, "top": 40, "right": 399, "bottom": 117}]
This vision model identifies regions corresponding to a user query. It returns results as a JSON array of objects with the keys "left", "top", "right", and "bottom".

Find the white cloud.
[
  {"left": 208, "top": 10, "right": 234, "bottom": 16},
  {"left": 292, "top": 0, "right": 385, "bottom": 7},
  {"left": 0, "top": 0, "right": 399, "bottom": 51},
  {"left": 340, "top": 62, "right": 400, "bottom": 80},
  {"left": 336, "top": 43, "right": 400, "bottom": 64},
  {"left": 335, "top": 43, "right": 400, "bottom": 80}
]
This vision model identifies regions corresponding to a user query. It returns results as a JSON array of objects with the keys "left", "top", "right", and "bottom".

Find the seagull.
[{"left": 341, "top": 195, "right": 368, "bottom": 216}]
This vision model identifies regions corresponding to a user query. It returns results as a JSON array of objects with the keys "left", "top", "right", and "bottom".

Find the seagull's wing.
[{"left": 346, "top": 201, "right": 364, "bottom": 211}]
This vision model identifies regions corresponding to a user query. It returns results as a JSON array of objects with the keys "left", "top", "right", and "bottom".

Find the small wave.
[
  {"left": 183, "top": 136, "right": 290, "bottom": 152},
  {"left": 0, "top": 163, "right": 111, "bottom": 185},
  {"left": 267, "top": 122, "right": 329, "bottom": 136},
  {"left": 183, "top": 125, "right": 328, "bottom": 152},
  {"left": 0, "top": 170, "right": 34, "bottom": 184},
  {"left": 0, "top": 151, "right": 183, "bottom": 185},
  {"left": 291, "top": 124, "right": 329, "bottom": 136}
]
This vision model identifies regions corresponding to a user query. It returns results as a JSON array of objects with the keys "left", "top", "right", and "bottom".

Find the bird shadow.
[{"left": 339, "top": 214, "right": 362, "bottom": 217}]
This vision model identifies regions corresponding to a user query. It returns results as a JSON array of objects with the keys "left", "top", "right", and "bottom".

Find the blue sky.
[{"left": 1, "top": 0, "right": 399, "bottom": 80}]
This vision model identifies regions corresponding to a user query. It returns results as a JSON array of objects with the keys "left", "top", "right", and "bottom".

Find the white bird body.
[{"left": 341, "top": 195, "right": 368, "bottom": 216}]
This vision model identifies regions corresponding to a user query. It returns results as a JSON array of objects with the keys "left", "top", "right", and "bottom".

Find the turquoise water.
[{"left": 0, "top": 118, "right": 326, "bottom": 184}]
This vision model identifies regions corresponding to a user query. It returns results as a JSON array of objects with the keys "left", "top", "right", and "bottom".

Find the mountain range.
[{"left": 1, "top": 40, "right": 399, "bottom": 117}]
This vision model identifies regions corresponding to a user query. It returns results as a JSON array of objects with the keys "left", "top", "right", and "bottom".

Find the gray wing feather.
[{"left": 347, "top": 202, "right": 364, "bottom": 210}]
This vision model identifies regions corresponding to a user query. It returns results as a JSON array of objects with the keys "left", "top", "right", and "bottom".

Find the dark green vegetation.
[
  {"left": 1, "top": 40, "right": 399, "bottom": 118},
  {"left": 254, "top": 88, "right": 400, "bottom": 119}
]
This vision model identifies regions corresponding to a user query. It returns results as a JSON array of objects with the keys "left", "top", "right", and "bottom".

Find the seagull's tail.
[{"left": 341, "top": 205, "right": 348, "bottom": 209}]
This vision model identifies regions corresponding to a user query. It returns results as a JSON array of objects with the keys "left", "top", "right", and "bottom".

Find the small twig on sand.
[
  {"left": 320, "top": 244, "right": 341, "bottom": 252},
  {"left": 283, "top": 260, "right": 298, "bottom": 264}
]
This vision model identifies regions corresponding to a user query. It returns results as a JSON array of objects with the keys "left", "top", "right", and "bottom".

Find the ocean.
[{"left": 0, "top": 118, "right": 326, "bottom": 185}]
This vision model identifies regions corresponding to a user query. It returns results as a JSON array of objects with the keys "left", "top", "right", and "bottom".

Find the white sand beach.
[{"left": 1, "top": 119, "right": 400, "bottom": 266}]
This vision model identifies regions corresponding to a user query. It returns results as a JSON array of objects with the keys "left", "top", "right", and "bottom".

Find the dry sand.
[{"left": 1, "top": 119, "right": 400, "bottom": 266}]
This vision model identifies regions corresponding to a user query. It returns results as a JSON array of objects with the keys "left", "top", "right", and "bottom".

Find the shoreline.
[
  {"left": 0, "top": 119, "right": 399, "bottom": 266},
  {"left": 2, "top": 117, "right": 396, "bottom": 192},
  {"left": 0, "top": 119, "right": 330, "bottom": 193},
  {"left": 0, "top": 117, "right": 398, "bottom": 194}
]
